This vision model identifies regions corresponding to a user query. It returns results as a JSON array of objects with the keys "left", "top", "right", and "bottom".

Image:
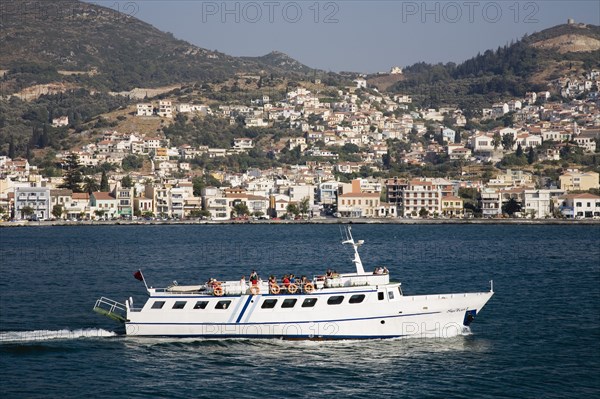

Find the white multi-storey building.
[{"left": 14, "top": 186, "right": 51, "bottom": 220}]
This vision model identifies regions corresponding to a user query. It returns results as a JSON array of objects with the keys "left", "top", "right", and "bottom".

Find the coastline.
[{"left": 2, "top": 218, "right": 599, "bottom": 227}]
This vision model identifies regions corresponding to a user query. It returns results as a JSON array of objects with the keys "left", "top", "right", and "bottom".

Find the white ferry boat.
[{"left": 94, "top": 227, "right": 494, "bottom": 339}]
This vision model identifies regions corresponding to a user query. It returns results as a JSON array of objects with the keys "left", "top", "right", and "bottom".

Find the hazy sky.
[{"left": 89, "top": 1, "right": 599, "bottom": 73}]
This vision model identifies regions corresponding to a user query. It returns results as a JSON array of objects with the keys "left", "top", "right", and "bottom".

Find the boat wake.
[{"left": 0, "top": 328, "right": 117, "bottom": 344}]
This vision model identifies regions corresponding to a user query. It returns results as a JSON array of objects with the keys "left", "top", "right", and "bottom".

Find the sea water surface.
[{"left": 0, "top": 224, "right": 599, "bottom": 398}]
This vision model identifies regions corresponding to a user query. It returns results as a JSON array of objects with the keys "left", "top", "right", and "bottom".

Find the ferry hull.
[{"left": 124, "top": 291, "right": 493, "bottom": 340}]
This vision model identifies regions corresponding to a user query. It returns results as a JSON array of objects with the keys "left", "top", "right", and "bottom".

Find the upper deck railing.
[{"left": 150, "top": 272, "right": 392, "bottom": 297}]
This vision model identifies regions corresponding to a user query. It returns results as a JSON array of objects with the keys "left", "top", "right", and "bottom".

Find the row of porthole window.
[{"left": 150, "top": 294, "right": 367, "bottom": 311}]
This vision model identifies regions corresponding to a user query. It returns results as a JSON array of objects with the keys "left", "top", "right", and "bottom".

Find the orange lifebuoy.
[
  {"left": 270, "top": 284, "right": 281, "bottom": 295},
  {"left": 304, "top": 282, "right": 314, "bottom": 293},
  {"left": 213, "top": 286, "right": 224, "bottom": 296},
  {"left": 287, "top": 283, "right": 298, "bottom": 294},
  {"left": 249, "top": 285, "right": 260, "bottom": 295}
]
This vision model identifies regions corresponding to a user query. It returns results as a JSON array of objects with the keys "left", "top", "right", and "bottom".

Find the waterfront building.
[{"left": 14, "top": 186, "right": 51, "bottom": 220}]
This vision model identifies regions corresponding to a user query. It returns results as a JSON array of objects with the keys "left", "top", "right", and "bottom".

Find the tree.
[
  {"left": 121, "top": 175, "right": 133, "bottom": 188},
  {"left": 192, "top": 176, "right": 205, "bottom": 197},
  {"left": 299, "top": 197, "right": 310, "bottom": 218},
  {"left": 8, "top": 137, "right": 16, "bottom": 159},
  {"left": 516, "top": 143, "right": 524, "bottom": 157},
  {"left": 287, "top": 203, "right": 300, "bottom": 217},
  {"left": 100, "top": 170, "right": 109, "bottom": 191},
  {"left": 122, "top": 155, "right": 144, "bottom": 171},
  {"left": 83, "top": 177, "right": 100, "bottom": 194},
  {"left": 94, "top": 209, "right": 106, "bottom": 219},
  {"left": 52, "top": 205, "right": 64, "bottom": 219},
  {"left": 419, "top": 207, "right": 429, "bottom": 218},
  {"left": 21, "top": 206, "right": 34, "bottom": 219},
  {"left": 58, "top": 153, "right": 84, "bottom": 192},
  {"left": 502, "top": 198, "right": 522, "bottom": 216},
  {"left": 233, "top": 202, "right": 249, "bottom": 218},
  {"left": 501, "top": 134, "right": 515, "bottom": 151},
  {"left": 492, "top": 132, "right": 502, "bottom": 150},
  {"left": 527, "top": 146, "right": 536, "bottom": 164}
]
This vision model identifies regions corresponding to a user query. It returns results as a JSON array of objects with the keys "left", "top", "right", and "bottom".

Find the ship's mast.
[{"left": 342, "top": 226, "right": 366, "bottom": 275}]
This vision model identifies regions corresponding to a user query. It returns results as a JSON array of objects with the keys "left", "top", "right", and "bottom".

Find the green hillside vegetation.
[
  {"left": 389, "top": 24, "right": 600, "bottom": 113},
  {"left": 0, "top": 0, "right": 315, "bottom": 93},
  {"left": 0, "top": 90, "right": 130, "bottom": 158}
]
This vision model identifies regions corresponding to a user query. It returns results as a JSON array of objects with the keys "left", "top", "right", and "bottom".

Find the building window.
[
  {"left": 281, "top": 299, "right": 297, "bottom": 308},
  {"left": 172, "top": 301, "right": 187, "bottom": 309},
  {"left": 194, "top": 301, "right": 209, "bottom": 309},
  {"left": 576, "top": 202, "right": 582, "bottom": 207},
  {"left": 216, "top": 300, "right": 231, "bottom": 309},
  {"left": 261, "top": 299, "right": 278, "bottom": 309},
  {"left": 151, "top": 301, "right": 165, "bottom": 309},
  {"left": 349, "top": 294, "right": 365, "bottom": 304},
  {"left": 327, "top": 296, "right": 344, "bottom": 305},
  {"left": 302, "top": 298, "right": 318, "bottom": 308}
]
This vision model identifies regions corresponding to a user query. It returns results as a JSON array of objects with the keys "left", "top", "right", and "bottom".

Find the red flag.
[{"left": 133, "top": 270, "right": 144, "bottom": 282}]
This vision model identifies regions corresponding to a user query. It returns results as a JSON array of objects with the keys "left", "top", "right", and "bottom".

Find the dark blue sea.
[{"left": 1, "top": 224, "right": 599, "bottom": 398}]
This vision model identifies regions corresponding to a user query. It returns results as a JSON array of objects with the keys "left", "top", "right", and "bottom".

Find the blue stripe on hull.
[
  {"left": 128, "top": 311, "right": 441, "bottom": 327},
  {"left": 235, "top": 296, "right": 254, "bottom": 323}
]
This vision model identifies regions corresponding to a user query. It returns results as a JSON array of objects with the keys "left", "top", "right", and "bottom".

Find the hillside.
[
  {"left": 0, "top": 0, "right": 313, "bottom": 93},
  {"left": 242, "top": 51, "right": 316, "bottom": 75},
  {"left": 387, "top": 23, "right": 600, "bottom": 113}
]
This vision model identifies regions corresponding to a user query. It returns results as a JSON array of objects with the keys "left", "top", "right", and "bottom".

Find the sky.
[{"left": 89, "top": 0, "right": 600, "bottom": 73}]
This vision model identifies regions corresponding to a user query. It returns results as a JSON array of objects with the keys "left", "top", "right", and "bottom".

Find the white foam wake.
[{"left": 0, "top": 328, "right": 117, "bottom": 343}]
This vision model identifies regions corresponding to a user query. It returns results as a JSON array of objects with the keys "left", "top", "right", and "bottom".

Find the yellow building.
[
  {"left": 441, "top": 196, "right": 464, "bottom": 217},
  {"left": 559, "top": 170, "right": 600, "bottom": 192}
]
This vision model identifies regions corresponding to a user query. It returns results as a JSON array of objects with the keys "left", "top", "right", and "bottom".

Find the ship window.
[
  {"left": 261, "top": 299, "right": 278, "bottom": 309},
  {"left": 398, "top": 286, "right": 403, "bottom": 295},
  {"left": 172, "top": 301, "right": 187, "bottom": 309},
  {"left": 302, "top": 298, "right": 318, "bottom": 307},
  {"left": 349, "top": 294, "right": 365, "bottom": 304},
  {"left": 327, "top": 296, "right": 344, "bottom": 305},
  {"left": 215, "top": 300, "right": 231, "bottom": 309},
  {"left": 388, "top": 291, "right": 395, "bottom": 300},
  {"left": 194, "top": 301, "right": 209, "bottom": 309},
  {"left": 151, "top": 301, "right": 165, "bottom": 309},
  {"left": 378, "top": 292, "right": 384, "bottom": 301},
  {"left": 282, "top": 299, "right": 297, "bottom": 308}
]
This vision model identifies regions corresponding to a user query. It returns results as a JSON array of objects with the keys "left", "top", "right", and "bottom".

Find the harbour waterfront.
[{"left": 1, "top": 225, "right": 599, "bottom": 398}]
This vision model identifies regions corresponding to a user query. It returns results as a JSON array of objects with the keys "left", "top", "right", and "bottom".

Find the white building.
[
  {"left": 559, "top": 193, "right": 600, "bottom": 219},
  {"left": 14, "top": 186, "right": 51, "bottom": 220},
  {"left": 137, "top": 103, "right": 153, "bottom": 116},
  {"left": 523, "top": 189, "right": 564, "bottom": 218},
  {"left": 158, "top": 101, "right": 173, "bottom": 118}
]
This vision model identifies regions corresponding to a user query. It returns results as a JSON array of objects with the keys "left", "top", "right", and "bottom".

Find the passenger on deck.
[
  {"left": 289, "top": 274, "right": 296, "bottom": 284},
  {"left": 282, "top": 275, "right": 290, "bottom": 288},
  {"left": 383, "top": 267, "right": 389, "bottom": 275},
  {"left": 250, "top": 270, "right": 259, "bottom": 286},
  {"left": 240, "top": 276, "right": 246, "bottom": 288},
  {"left": 326, "top": 269, "right": 333, "bottom": 278}
]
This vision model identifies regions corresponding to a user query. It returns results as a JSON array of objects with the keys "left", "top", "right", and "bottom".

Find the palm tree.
[
  {"left": 83, "top": 177, "right": 100, "bottom": 194},
  {"left": 299, "top": 197, "right": 310, "bottom": 218}
]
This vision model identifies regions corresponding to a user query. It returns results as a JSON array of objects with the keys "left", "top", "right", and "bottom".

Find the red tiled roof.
[
  {"left": 92, "top": 192, "right": 114, "bottom": 200},
  {"left": 562, "top": 193, "right": 600, "bottom": 199},
  {"left": 339, "top": 192, "right": 380, "bottom": 198}
]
